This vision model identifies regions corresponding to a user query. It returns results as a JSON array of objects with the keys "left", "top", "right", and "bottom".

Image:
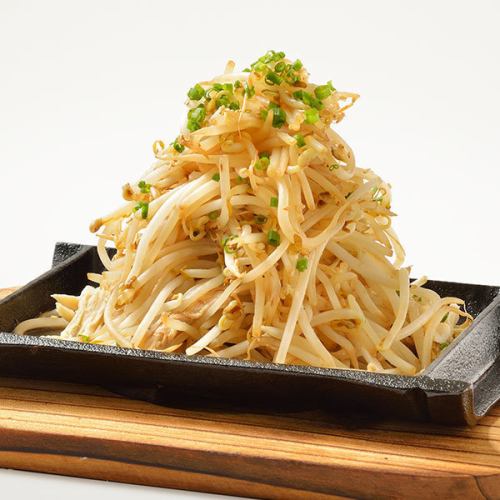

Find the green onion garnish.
[
  {"left": 269, "top": 103, "right": 286, "bottom": 128},
  {"left": 187, "top": 84, "right": 205, "bottom": 101},
  {"left": 274, "top": 61, "right": 286, "bottom": 73},
  {"left": 265, "top": 71, "right": 282, "bottom": 86},
  {"left": 292, "top": 59, "right": 303, "bottom": 71},
  {"left": 293, "top": 90, "right": 323, "bottom": 110},
  {"left": 172, "top": 138, "right": 185, "bottom": 153},
  {"left": 254, "top": 214, "right": 267, "bottom": 225},
  {"left": 253, "top": 61, "right": 267, "bottom": 73},
  {"left": 208, "top": 211, "right": 220, "bottom": 220},
  {"left": 244, "top": 83, "right": 255, "bottom": 98},
  {"left": 134, "top": 201, "right": 149, "bottom": 219},
  {"left": 329, "top": 163, "right": 339, "bottom": 170},
  {"left": 216, "top": 94, "right": 230, "bottom": 108},
  {"left": 222, "top": 235, "right": 237, "bottom": 253},
  {"left": 440, "top": 342, "right": 449, "bottom": 350},
  {"left": 212, "top": 173, "right": 220, "bottom": 182},
  {"left": 254, "top": 157, "right": 270, "bottom": 171},
  {"left": 294, "top": 134, "right": 306, "bottom": 148},
  {"left": 267, "top": 229, "right": 280, "bottom": 247},
  {"left": 228, "top": 102, "right": 240, "bottom": 110},
  {"left": 138, "top": 180, "right": 151, "bottom": 194},
  {"left": 304, "top": 107, "right": 320, "bottom": 124},
  {"left": 441, "top": 312, "right": 449, "bottom": 323},
  {"left": 187, "top": 105, "right": 206, "bottom": 131},
  {"left": 270, "top": 196, "right": 279, "bottom": 207},
  {"left": 314, "top": 84, "right": 332, "bottom": 100},
  {"left": 292, "top": 90, "right": 303, "bottom": 100},
  {"left": 296, "top": 257, "right": 308, "bottom": 272}
]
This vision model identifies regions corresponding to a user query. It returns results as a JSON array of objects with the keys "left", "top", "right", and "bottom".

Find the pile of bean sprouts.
[{"left": 15, "top": 52, "right": 472, "bottom": 375}]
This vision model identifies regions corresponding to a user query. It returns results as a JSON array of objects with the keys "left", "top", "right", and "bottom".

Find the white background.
[{"left": 0, "top": 0, "right": 499, "bottom": 498}]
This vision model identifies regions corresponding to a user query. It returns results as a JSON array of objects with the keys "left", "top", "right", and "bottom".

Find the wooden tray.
[{"left": 0, "top": 288, "right": 499, "bottom": 499}]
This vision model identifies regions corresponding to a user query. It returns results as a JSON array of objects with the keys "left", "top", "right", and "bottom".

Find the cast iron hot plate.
[{"left": 0, "top": 242, "right": 498, "bottom": 425}]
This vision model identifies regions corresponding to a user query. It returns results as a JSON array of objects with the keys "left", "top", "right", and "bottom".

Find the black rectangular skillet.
[{"left": 0, "top": 242, "right": 498, "bottom": 425}]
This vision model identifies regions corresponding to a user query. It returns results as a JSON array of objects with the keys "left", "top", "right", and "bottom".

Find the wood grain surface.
[{"left": 0, "top": 288, "right": 499, "bottom": 499}]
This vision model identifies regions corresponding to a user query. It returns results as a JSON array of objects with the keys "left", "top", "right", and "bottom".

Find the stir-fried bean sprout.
[{"left": 15, "top": 51, "right": 472, "bottom": 374}]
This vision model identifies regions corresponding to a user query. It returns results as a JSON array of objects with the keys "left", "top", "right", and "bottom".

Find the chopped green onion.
[
  {"left": 440, "top": 342, "right": 449, "bottom": 350},
  {"left": 223, "top": 83, "right": 233, "bottom": 92},
  {"left": 187, "top": 84, "right": 205, "bottom": 101},
  {"left": 212, "top": 83, "right": 224, "bottom": 91},
  {"left": 274, "top": 61, "right": 286, "bottom": 73},
  {"left": 293, "top": 90, "right": 323, "bottom": 110},
  {"left": 265, "top": 71, "right": 282, "bottom": 86},
  {"left": 134, "top": 201, "right": 149, "bottom": 219},
  {"left": 216, "top": 94, "right": 230, "bottom": 108},
  {"left": 187, "top": 105, "right": 206, "bottom": 131},
  {"left": 292, "top": 59, "right": 303, "bottom": 71},
  {"left": 253, "top": 61, "right": 267, "bottom": 73},
  {"left": 254, "top": 214, "right": 268, "bottom": 225},
  {"left": 187, "top": 120, "right": 200, "bottom": 132},
  {"left": 255, "top": 50, "right": 285, "bottom": 66},
  {"left": 267, "top": 229, "right": 280, "bottom": 247},
  {"left": 208, "top": 210, "right": 220, "bottom": 220},
  {"left": 212, "top": 173, "right": 220, "bottom": 182},
  {"left": 259, "top": 151, "right": 270, "bottom": 158},
  {"left": 314, "top": 84, "right": 332, "bottom": 100},
  {"left": 329, "top": 163, "right": 339, "bottom": 170},
  {"left": 294, "top": 134, "right": 306, "bottom": 147},
  {"left": 172, "top": 138, "right": 185, "bottom": 153},
  {"left": 79, "top": 335, "right": 90, "bottom": 343},
  {"left": 234, "top": 80, "right": 242, "bottom": 88},
  {"left": 286, "top": 73, "right": 299, "bottom": 85},
  {"left": 244, "top": 83, "right": 255, "bottom": 98},
  {"left": 327, "top": 80, "right": 336, "bottom": 92},
  {"left": 270, "top": 196, "right": 279, "bottom": 207},
  {"left": 222, "top": 235, "right": 237, "bottom": 253},
  {"left": 228, "top": 101, "right": 240, "bottom": 110},
  {"left": 261, "top": 103, "right": 286, "bottom": 128},
  {"left": 269, "top": 103, "right": 286, "bottom": 128},
  {"left": 304, "top": 107, "right": 320, "bottom": 124},
  {"left": 138, "top": 180, "right": 151, "bottom": 193},
  {"left": 441, "top": 312, "right": 449, "bottom": 323},
  {"left": 243, "top": 68, "right": 251, "bottom": 72},
  {"left": 254, "top": 156, "right": 270, "bottom": 171},
  {"left": 296, "top": 257, "right": 308, "bottom": 272}
]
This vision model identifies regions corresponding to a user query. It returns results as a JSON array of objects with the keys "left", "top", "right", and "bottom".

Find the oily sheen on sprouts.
[{"left": 15, "top": 51, "right": 472, "bottom": 375}]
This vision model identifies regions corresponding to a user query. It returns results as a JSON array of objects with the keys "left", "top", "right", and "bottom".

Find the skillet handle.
[{"left": 425, "top": 292, "right": 500, "bottom": 420}]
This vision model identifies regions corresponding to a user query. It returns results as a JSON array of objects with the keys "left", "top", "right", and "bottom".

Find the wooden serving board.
[{"left": 0, "top": 288, "right": 499, "bottom": 499}]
